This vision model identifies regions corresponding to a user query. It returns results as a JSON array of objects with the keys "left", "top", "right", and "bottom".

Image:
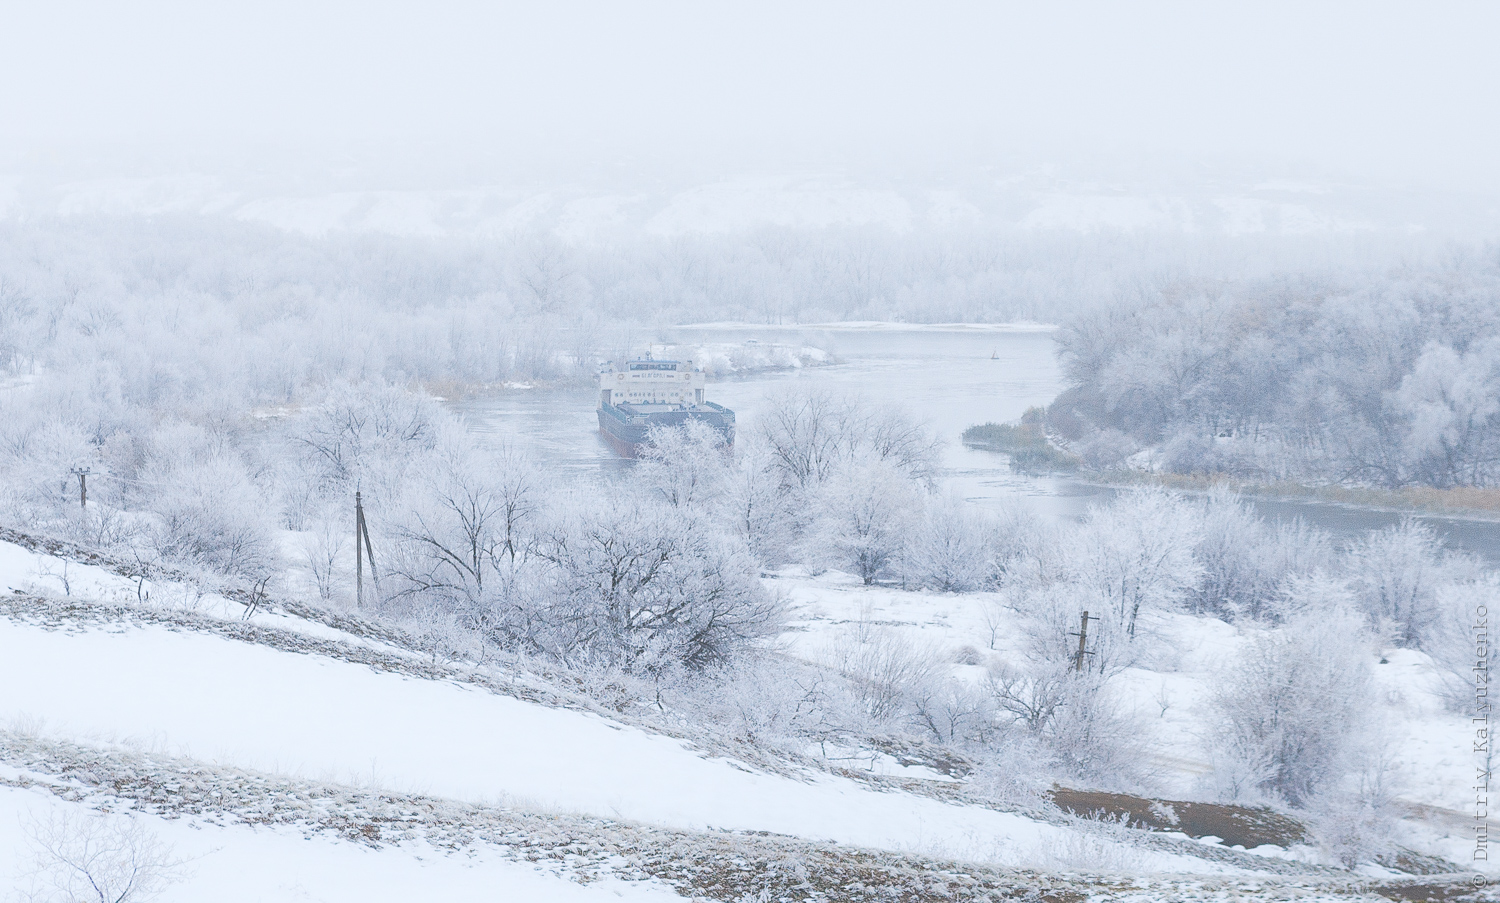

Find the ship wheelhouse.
[
  {"left": 596, "top": 356, "right": 734, "bottom": 457},
  {"left": 599, "top": 358, "right": 706, "bottom": 409}
]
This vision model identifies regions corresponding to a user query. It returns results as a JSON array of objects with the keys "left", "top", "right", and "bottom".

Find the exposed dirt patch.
[
  {"left": 1379, "top": 849, "right": 1477, "bottom": 878},
  {"left": 1050, "top": 788, "right": 1306, "bottom": 848},
  {"left": 1372, "top": 880, "right": 1499, "bottom": 902}
]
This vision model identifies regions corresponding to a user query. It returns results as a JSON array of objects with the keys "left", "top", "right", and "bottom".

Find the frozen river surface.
[{"left": 449, "top": 324, "right": 1500, "bottom": 562}]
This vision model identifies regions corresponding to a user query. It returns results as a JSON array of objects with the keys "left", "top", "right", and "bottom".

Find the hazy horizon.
[{"left": 4, "top": 1, "right": 1499, "bottom": 210}]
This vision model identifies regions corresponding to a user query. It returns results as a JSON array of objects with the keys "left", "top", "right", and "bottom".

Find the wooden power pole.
[
  {"left": 1071, "top": 610, "right": 1097, "bottom": 673},
  {"left": 355, "top": 491, "right": 363, "bottom": 607},
  {"left": 354, "top": 490, "right": 380, "bottom": 608},
  {"left": 70, "top": 469, "right": 89, "bottom": 509}
]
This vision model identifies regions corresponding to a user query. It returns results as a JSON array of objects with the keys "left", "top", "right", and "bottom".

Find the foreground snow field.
[
  {"left": 0, "top": 612, "right": 1215, "bottom": 875},
  {"left": 0, "top": 783, "right": 684, "bottom": 902},
  {"left": 0, "top": 535, "right": 1495, "bottom": 900}
]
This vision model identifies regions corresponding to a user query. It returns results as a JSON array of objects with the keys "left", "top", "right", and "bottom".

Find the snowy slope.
[
  {"left": 771, "top": 569, "right": 1495, "bottom": 870},
  {"left": 2, "top": 533, "right": 1488, "bottom": 898},
  {"left": 0, "top": 613, "right": 1215, "bottom": 874},
  {"left": 0, "top": 783, "right": 682, "bottom": 902}
]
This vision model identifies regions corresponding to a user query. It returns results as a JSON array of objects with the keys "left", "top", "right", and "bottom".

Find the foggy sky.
[{"left": 3, "top": 1, "right": 1498, "bottom": 192}]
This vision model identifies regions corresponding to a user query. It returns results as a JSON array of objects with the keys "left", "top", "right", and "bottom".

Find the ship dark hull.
[{"left": 597, "top": 402, "right": 736, "bottom": 458}]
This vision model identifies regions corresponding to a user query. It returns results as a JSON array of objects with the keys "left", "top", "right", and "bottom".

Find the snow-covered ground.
[
  {"left": 0, "top": 783, "right": 682, "bottom": 902},
  {"left": 0, "top": 540, "right": 1231, "bottom": 884},
  {"left": 649, "top": 340, "right": 830, "bottom": 376},
  {"left": 0, "top": 535, "right": 1488, "bottom": 898},
  {"left": 0, "top": 603, "right": 1214, "bottom": 875},
  {"left": 771, "top": 568, "right": 1494, "bottom": 871},
  {"left": 673, "top": 321, "right": 1057, "bottom": 332}
]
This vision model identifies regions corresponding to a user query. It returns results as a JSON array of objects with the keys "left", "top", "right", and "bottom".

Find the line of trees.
[
  {"left": 1049, "top": 251, "right": 1500, "bottom": 487},
  {"left": 7, "top": 365, "right": 1489, "bottom": 856}
]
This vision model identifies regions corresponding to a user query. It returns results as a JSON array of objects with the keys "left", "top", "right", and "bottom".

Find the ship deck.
[{"left": 615, "top": 402, "right": 723, "bottom": 415}]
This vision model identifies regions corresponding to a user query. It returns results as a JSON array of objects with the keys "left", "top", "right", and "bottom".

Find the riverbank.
[
  {"left": 673, "top": 320, "right": 1058, "bottom": 332},
  {"left": 1089, "top": 470, "right": 1500, "bottom": 522},
  {"left": 966, "top": 405, "right": 1500, "bottom": 523},
  {"left": 961, "top": 415, "right": 1080, "bottom": 473},
  {"left": 420, "top": 340, "right": 837, "bottom": 400}
]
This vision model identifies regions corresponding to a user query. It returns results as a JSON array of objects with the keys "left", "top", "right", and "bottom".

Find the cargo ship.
[{"left": 597, "top": 357, "right": 735, "bottom": 457}]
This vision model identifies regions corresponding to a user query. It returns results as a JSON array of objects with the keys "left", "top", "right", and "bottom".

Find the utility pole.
[
  {"left": 70, "top": 468, "right": 90, "bottom": 509},
  {"left": 355, "top": 490, "right": 365, "bottom": 608},
  {"left": 354, "top": 490, "right": 380, "bottom": 608},
  {"left": 1071, "top": 610, "right": 1097, "bottom": 674}
]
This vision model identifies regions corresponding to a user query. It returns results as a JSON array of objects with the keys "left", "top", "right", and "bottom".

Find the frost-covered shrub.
[
  {"left": 532, "top": 496, "right": 783, "bottom": 672},
  {"left": 1074, "top": 427, "right": 1138, "bottom": 471},
  {"left": 1425, "top": 575, "right": 1500, "bottom": 712},
  {"left": 985, "top": 660, "right": 1147, "bottom": 787},
  {"left": 1210, "top": 608, "right": 1373, "bottom": 805},
  {"left": 1011, "top": 582, "right": 1135, "bottom": 678},
  {"left": 901, "top": 494, "right": 996, "bottom": 592},
  {"left": 1308, "top": 795, "right": 1398, "bottom": 869},
  {"left": 1189, "top": 490, "right": 1331, "bottom": 620},
  {"left": 910, "top": 678, "right": 998, "bottom": 745},
  {"left": 665, "top": 653, "right": 845, "bottom": 750},
  {"left": 808, "top": 461, "right": 922, "bottom": 585},
  {"left": 966, "top": 735, "right": 1053, "bottom": 807},
  {"left": 146, "top": 456, "right": 278, "bottom": 578},
  {"left": 826, "top": 619, "right": 945, "bottom": 724},
  {"left": 1160, "top": 432, "right": 1221, "bottom": 476},
  {"left": 1040, "top": 679, "right": 1144, "bottom": 784},
  {"left": 1344, "top": 519, "right": 1475, "bottom": 648}
]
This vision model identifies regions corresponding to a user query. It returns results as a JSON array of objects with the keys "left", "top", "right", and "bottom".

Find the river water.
[{"left": 448, "top": 325, "right": 1500, "bottom": 563}]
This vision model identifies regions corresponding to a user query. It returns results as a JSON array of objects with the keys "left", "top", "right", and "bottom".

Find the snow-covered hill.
[
  {"left": 0, "top": 534, "right": 1488, "bottom": 900},
  {"left": 5, "top": 169, "right": 1491, "bottom": 241}
]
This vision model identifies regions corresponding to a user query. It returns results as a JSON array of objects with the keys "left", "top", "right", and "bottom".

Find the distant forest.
[
  {"left": 0, "top": 214, "right": 1422, "bottom": 398},
  {"left": 1049, "top": 248, "right": 1500, "bottom": 488}
]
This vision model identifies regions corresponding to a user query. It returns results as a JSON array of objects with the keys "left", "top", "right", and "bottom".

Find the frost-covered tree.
[
  {"left": 383, "top": 438, "right": 541, "bottom": 631},
  {"left": 1189, "top": 489, "right": 1331, "bottom": 620},
  {"left": 1012, "top": 581, "right": 1135, "bottom": 678},
  {"left": 1051, "top": 260, "right": 1500, "bottom": 488},
  {"left": 757, "top": 388, "right": 940, "bottom": 493},
  {"left": 1423, "top": 575, "right": 1500, "bottom": 713},
  {"left": 532, "top": 496, "right": 783, "bottom": 671},
  {"left": 1343, "top": 519, "right": 1466, "bottom": 648},
  {"left": 17, "top": 811, "right": 183, "bottom": 903},
  {"left": 294, "top": 380, "right": 442, "bottom": 494},
  {"left": 1394, "top": 337, "right": 1500, "bottom": 488},
  {"left": 1210, "top": 608, "right": 1373, "bottom": 805},
  {"left": 808, "top": 461, "right": 922, "bottom": 584},
  {"left": 637, "top": 420, "right": 731, "bottom": 511},
  {"left": 1065, "top": 489, "right": 1202, "bottom": 638},
  {"left": 901, "top": 494, "right": 997, "bottom": 592},
  {"left": 718, "top": 437, "right": 798, "bottom": 566}
]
